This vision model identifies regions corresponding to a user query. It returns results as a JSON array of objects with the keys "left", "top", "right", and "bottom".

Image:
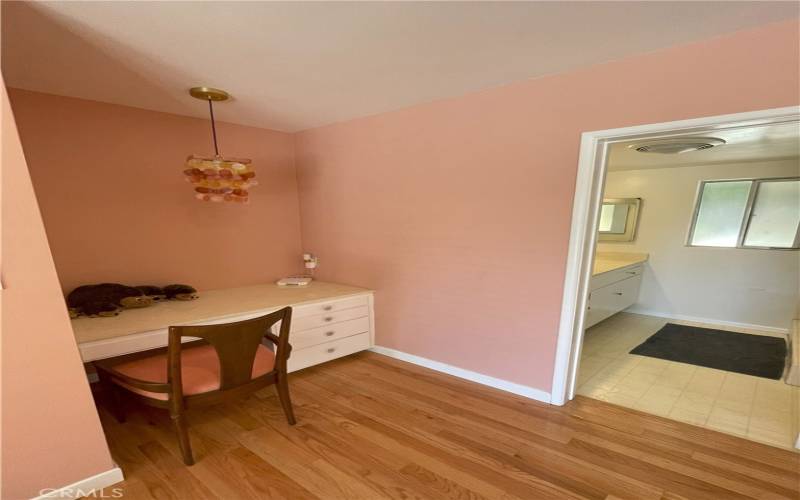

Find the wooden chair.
[{"left": 94, "top": 307, "right": 295, "bottom": 465}]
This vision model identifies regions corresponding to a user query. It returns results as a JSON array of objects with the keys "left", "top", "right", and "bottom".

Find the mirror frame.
[{"left": 598, "top": 198, "right": 641, "bottom": 242}]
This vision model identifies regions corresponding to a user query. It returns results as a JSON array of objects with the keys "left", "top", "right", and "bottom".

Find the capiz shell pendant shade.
[
  {"left": 184, "top": 87, "right": 256, "bottom": 203},
  {"left": 183, "top": 156, "right": 257, "bottom": 203}
]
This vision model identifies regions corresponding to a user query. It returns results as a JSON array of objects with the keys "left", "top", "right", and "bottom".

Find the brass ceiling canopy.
[{"left": 189, "top": 87, "right": 230, "bottom": 101}]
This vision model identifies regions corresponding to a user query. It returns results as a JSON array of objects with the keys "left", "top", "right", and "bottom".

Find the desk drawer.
[
  {"left": 293, "top": 295, "right": 369, "bottom": 318},
  {"left": 288, "top": 332, "right": 371, "bottom": 372},
  {"left": 292, "top": 306, "right": 369, "bottom": 332},
  {"left": 291, "top": 317, "right": 370, "bottom": 349}
]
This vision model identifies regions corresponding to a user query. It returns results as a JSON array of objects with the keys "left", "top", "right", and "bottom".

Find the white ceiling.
[
  {"left": 3, "top": 1, "right": 798, "bottom": 132},
  {"left": 608, "top": 121, "right": 800, "bottom": 171}
]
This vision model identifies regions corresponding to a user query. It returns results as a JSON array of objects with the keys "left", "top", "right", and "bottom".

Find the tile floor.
[{"left": 576, "top": 312, "right": 799, "bottom": 451}]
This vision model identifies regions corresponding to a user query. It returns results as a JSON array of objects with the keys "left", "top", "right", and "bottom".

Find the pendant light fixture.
[{"left": 183, "top": 87, "right": 256, "bottom": 203}]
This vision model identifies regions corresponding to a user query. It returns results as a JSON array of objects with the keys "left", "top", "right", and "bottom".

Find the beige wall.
[
  {"left": 2, "top": 81, "right": 116, "bottom": 499},
  {"left": 295, "top": 20, "right": 800, "bottom": 392},
  {"left": 8, "top": 89, "right": 303, "bottom": 294},
  {"left": 598, "top": 159, "right": 800, "bottom": 332}
]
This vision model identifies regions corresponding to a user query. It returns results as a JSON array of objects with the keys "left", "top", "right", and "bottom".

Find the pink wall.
[
  {"left": 294, "top": 20, "right": 800, "bottom": 392},
  {"left": 8, "top": 89, "right": 303, "bottom": 294},
  {"left": 2, "top": 81, "right": 116, "bottom": 499}
]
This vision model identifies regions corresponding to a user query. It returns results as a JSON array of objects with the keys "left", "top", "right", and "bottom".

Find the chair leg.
[
  {"left": 170, "top": 412, "right": 194, "bottom": 465},
  {"left": 98, "top": 372, "right": 126, "bottom": 423},
  {"left": 109, "top": 385, "right": 127, "bottom": 423},
  {"left": 275, "top": 373, "right": 296, "bottom": 425}
]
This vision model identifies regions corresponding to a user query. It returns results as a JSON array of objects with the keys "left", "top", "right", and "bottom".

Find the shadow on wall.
[{"left": 1, "top": 1, "right": 188, "bottom": 113}]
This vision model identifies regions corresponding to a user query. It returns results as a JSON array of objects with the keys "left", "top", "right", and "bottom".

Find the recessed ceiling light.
[{"left": 629, "top": 137, "right": 726, "bottom": 154}]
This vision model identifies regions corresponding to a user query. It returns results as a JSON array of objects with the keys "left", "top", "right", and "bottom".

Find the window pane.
[
  {"left": 690, "top": 181, "right": 752, "bottom": 247},
  {"left": 743, "top": 179, "right": 800, "bottom": 248}
]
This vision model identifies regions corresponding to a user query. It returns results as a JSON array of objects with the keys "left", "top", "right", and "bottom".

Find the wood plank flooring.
[{"left": 90, "top": 351, "right": 800, "bottom": 499}]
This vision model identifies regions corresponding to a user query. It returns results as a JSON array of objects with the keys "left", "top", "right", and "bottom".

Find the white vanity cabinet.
[{"left": 585, "top": 263, "right": 643, "bottom": 328}]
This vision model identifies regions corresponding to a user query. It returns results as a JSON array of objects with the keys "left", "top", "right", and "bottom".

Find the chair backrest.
[{"left": 167, "top": 307, "right": 292, "bottom": 397}]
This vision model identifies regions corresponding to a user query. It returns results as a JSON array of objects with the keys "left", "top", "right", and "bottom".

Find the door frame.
[{"left": 549, "top": 105, "right": 800, "bottom": 406}]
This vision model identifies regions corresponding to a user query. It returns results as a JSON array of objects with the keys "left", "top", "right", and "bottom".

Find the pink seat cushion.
[{"left": 112, "top": 344, "right": 275, "bottom": 400}]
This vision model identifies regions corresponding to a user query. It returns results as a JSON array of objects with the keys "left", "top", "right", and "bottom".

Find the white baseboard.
[
  {"left": 625, "top": 308, "right": 790, "bottom": 337},
  {"left": 369, "top": 346, "right": 551, "bottom": 404},
  {"left": 33, "top": 467, "right": 124, "bottom": 499}
]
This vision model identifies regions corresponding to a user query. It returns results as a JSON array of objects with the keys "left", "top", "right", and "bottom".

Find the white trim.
[
  {"left": 32, "top": 467, "right": 124, "bottom": 499},
  {"left": 370, "top": 346, "right": 551, "bottom": 403},
  {"left": 624, "top": 308, "right": 790, "bottom": 337},
  {"left": 551, "top": 106, "right": 800, "bottom": 407}
]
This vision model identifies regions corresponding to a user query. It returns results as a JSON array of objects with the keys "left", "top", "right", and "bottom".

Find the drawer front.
[
  {"left": 591, "top": 265, "right": 643, "bottom": 291},
  {"left": 292, "top": 306, "right": 369, "bottom": 332},
  {"left": 288, "top": 332, "right": 371, "bottom": 373},
  {"left": 293, "top": 295, "right": 369, "bottom": 318},
  {"left": 291, "top": 316, "right": 370, "bottom": 349},
  {"left": 585, "top": 275, "right": 642, "bottom": 328}
]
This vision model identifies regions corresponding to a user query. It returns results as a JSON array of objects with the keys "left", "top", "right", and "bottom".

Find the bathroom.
[{"left": 575, "top": 122, "right": 800, "bottom": 450}]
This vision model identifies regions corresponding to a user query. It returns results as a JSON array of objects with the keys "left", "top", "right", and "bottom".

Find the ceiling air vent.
[{"left": 629, "top": 137, "right": 726, "bottom": 154}]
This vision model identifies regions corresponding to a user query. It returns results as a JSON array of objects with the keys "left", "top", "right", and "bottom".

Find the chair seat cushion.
[{"left": 112, "top": 344, "right": 275, "bottom": 400}]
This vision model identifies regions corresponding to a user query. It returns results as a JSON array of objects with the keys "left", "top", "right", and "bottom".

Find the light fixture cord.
[{"left": 208, "top": 98, "right": 220, "bottom": 157}]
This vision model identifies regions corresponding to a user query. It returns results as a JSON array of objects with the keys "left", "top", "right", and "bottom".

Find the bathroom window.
[{"left": 687, "top": 177, "right": 800, "bottom": 249}]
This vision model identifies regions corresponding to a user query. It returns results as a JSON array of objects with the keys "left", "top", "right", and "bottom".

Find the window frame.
[{"left": 686, "top": 176, "right": 800, "bottom": 250}]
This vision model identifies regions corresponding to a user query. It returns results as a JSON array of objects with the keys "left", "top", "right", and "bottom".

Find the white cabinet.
[
  {"left": 287, "top": 294, "right": 374, "bottom": 373},
  {"left": 585, "top": 264, "right": 642, "bottom": 328}
]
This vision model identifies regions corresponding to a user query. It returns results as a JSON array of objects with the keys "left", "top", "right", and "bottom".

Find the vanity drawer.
[
  {"left": 586, "top": 274, "right": 642, "bottom": 328},
  {"left": 591, "top": 265, "right": 643, "bottom": 291},
  {"left": 291, "top": 306, "right": 369, "bottom": 332},
  {"left": 288, "top": 332, "right": 371, "bottom": 372},
  {"left": 291, "top": 316, "right": 370, "bottom": 349},
  {"left": 293, "top": 295, "right": 369, "bottom": 318}
]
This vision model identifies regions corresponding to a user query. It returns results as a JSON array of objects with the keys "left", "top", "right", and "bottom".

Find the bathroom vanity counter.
[
  {"left": 592, "top": 252, "right": 649, "bottom": 276},
  {"left": 586, "top": 252, "right": 648, "bottom": 328}
]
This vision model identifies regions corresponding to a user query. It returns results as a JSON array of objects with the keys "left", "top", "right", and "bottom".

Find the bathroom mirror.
[{"left": 598, "top": 198, "right": 641, "bottom": 242}]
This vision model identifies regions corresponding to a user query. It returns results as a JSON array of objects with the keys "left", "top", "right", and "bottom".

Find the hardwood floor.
[{"left": 90, "top": 351, "right": 799, "bottom": 499}]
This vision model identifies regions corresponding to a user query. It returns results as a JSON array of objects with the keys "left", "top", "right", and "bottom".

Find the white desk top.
[
  {"left": 71, "top": 281, "right": 372, "bottom": 344},
  {"left": 592, "top": 252, "right": 649, "bottom": 276}
]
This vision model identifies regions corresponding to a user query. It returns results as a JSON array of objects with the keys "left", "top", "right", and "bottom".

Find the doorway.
[{"left": 550, "top": 106, "right": 800, "bottom": 449}]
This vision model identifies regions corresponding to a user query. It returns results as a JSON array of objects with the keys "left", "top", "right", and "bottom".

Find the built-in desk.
[{"left": 72, "top": 281, "right": 375, "bottom": 372}]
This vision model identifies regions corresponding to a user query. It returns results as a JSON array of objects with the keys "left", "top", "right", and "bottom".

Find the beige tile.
[
  {"left": 612, "top": 376, "right": 654, "bottom": 399},
  {"left": 579, "top": 314, "right": 798, "bottom": 451},
  {"left": 576, "top": 383, "right": 609, "bottom": 399},
  {"left": 706, "top": 418, "right": 748, "bottom": 437},
  {"left": 654, "top": 366, "right": 696, "bottom": 390},
  {"left": 707, "top": 405, "right": 749, "bottom": 434},
  {"left": 581, "top": 374, "right": 621, "bottom": 392},
  {"left": 636, "top": 386, "right": 682, "bottom": 416},
  {"left": 713, "top": 397, "right": 752, "bottom": 414},
  {"left": 717, "top": 374, "right": 757, "bottom": 403},
  {"left": 622, "top": 370, "right": 662, "bottom": 386},
  {"left": 753, "top": 380, "right": 796, "bottom": 412},
  {"left": 632, "top": 357, "right": 670, "bottom": 375},
  {"left": 672, "top": 390, "right": 715, "bottom": 414},
  {"left": 687, "top": 369, "right": 725, "bottom": 396},
  {"left": 607, "top": 384, "right": 650, "bottom": 401},
  {"left": 598, "top": 391, "right": 639, "bottom": 408},
  {"left": 748, "top": 411, "right": 793, "bottom": 434},
  {"left": 669, "top": 407, "right": 709, "bottom": 426},
  {"left": 746, "top": 427, "right": 795, "bottom": 449}
]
